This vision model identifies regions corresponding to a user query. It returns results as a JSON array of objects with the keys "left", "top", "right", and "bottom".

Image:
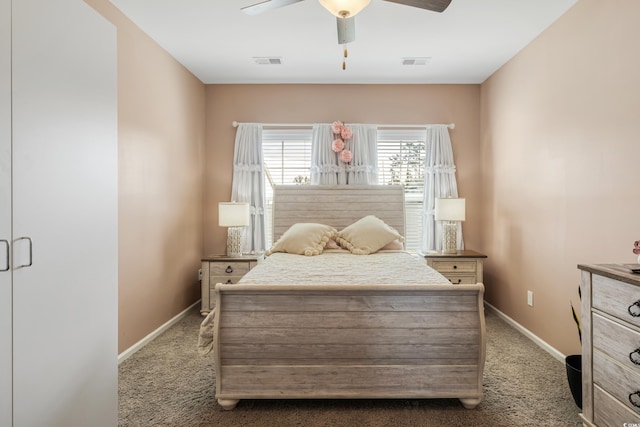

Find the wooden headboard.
[{"left": 272, "top": 185, "right": 405, "bottom": 242}]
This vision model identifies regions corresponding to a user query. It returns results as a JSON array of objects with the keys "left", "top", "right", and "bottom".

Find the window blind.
[
  {"left": 261, "top": 127, "right": 428, "bottom": 250},
  {"left": 262, "top": 129, "right": 313, "bottom": 246},
  {"left": 377, "top": 129, "right": 428, "bottom": 251}
]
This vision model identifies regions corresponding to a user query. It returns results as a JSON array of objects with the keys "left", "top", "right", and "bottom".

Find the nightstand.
[
  {"left": 200, "top": 254, "right": 261, "bottom": 315},
  {"left": 419, "top": 250, "right": 487, "bottom": 285}
]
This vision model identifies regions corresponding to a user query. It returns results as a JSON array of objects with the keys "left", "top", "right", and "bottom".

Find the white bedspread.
[{"left": 239, "top": 250, "right": 450, "bottom": 285}]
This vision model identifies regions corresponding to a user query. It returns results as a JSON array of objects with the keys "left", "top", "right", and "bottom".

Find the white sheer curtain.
[
  {"left": 231, "top": 123, "right": 266, "bottom": 253},
  {"left": 310, "top": 123, "right": 378, "bottom": 185},
  {"left": 346, "top": 125, "right": 378, "bottom": 184},
  {"left": 310, "top": 124, "right": 340, "bottom": 184},
  {"left": 421, "top": 125, "right": 463, "bottom": 252}
]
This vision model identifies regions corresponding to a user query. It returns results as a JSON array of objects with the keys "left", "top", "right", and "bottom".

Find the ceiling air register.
[{"left": 242, "top": 0, "right": 452, "bottom": 69}]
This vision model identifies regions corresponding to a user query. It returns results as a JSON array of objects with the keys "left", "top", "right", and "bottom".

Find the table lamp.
[
  {"left": 218, "top": 202, "right": 250, "bottom": 257},
  {"left": 434, "top": 198, "right": 465, "bottom": 254}
]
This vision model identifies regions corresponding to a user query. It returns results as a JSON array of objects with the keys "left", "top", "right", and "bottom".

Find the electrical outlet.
[
  {"left": 198, "top": 268, "right": 203, "bottom": 281},
  {"left": 527, "top": 291, "right": 534, "bottom": 307}
]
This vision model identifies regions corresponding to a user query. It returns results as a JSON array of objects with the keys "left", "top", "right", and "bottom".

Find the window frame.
[
  {"left": 261, "top": 127, "right": 428, "bottom": 250},
  {"left": 262, "top": 128, "right": 313, "bottom": 246}
]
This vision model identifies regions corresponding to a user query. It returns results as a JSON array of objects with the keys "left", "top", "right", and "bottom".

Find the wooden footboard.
[{"left": 213, "top": 283, "right": 485, "bottom": 410}]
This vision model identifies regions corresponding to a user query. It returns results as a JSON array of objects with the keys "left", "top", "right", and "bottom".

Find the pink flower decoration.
[
  {"left": 340, "top": 126, "right": 353, "bottom": 140},
  {"left": 633, "top": 240, "right": 640, "bottom": 255},
  {"left": 331, "top": 121, "right": 344, "bottom": 134},
  {"left": 339, "top": 149, "right": 352, "bottom": 163},
  {"left": 331, "top": 138, "right": 345, "bottom": 153}
]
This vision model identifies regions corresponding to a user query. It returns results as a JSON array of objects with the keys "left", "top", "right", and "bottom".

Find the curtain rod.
[
  {"left": 378, "top": 123, "right": 455, "bottom": 130},
  {"left": 231, "top": 121, "right": 455, "bottom": 130}
]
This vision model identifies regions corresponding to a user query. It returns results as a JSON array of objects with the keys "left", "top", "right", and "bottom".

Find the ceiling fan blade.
[
  {"left": 382, "top": 0, "right": 452, "bottom": 13},
  {"left": 241, "top": 0, "right": 305, "bottom": 16},
  {"left": 336, "top": 16, "right": 355, "bottom": 44}
]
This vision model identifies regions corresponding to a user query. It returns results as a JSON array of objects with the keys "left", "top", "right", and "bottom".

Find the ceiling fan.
[{"left": 241, "top": 0, "right": 452, "bottom": 69}]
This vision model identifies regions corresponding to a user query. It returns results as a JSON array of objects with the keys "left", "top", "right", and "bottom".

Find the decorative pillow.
[
  {"left": 336, "top": 216, "right": 404, "bottom": 255},
  {"left": 380, "top": 239, "right": 404, "bottom": 251},
  {"left": 266, "top": 223, "right": 336, "bottom": 256},
  {"left": 324, "top": 238, "right": 341, "bottom": 250}
]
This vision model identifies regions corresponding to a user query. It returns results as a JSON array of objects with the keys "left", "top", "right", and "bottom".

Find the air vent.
[
  {"left": 253, "top": 57, "right": 282, "bottom": 65},
  {"left": 402, "top": 57, "right": 431, "bottom": 66}
]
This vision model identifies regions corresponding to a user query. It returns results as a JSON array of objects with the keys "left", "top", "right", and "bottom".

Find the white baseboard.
[
  {"left": 117, "top": 300, "right": 564, "bottom": 365},
  {"left": 118, "top": 300, "right": 200, "bottom": 364},
  {"left": 484, "top": 302, "right": 567, "bottom": 363}
]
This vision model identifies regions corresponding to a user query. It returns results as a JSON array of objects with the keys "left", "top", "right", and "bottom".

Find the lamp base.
[
  {"left": 441, "top": 222, "right": 458, "bottom": 254},
  {"left": 226, "top": 227, "right": 244, "bottom": 257}
]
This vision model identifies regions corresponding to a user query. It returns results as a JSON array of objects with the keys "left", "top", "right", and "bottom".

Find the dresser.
[
  {"left": 201, "top": 255, "right": 261, "bottom": 315},
  {"left": 420, "top": 250, "right": 486, "bottom": 284},
  {"left": 579, "top": 264, "right": 640, "bottom": 427}
]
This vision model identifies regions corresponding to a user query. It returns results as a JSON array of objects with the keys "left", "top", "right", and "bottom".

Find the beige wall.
[
  {"left": 480, "top": 0, "right": 640, "bottom": 356},
  {"left": 204, "top": 84, "right": 482, "bottom": 255},
  {"left": 86, "top": 0, "right": 206, "bottom": 353},
  {"left": 89, "top": 0, "right": 637, "bottom": 359}
]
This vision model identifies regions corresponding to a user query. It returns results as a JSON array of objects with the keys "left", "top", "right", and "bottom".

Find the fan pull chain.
[
  {"left": 336, "top": 10, "right": 351, "bottom": 71},
  {"left": 342, "top": 43, "right": 348, "bottom": 70}
]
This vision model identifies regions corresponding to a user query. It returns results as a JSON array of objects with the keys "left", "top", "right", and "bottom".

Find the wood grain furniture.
[
  {"left": 420, "top": 250, "right": 486, "bottom": 284},
  {"left": 201, "top": 255, "right": 261, "bottom": 315},
  {"left": 212, "top": 185, "right": 486, "bottom": 410},
  {"left": 579, "top": 264, "right": 640, "bottom": 426},
  {"left": 0, "top": 1, "right": 117, "bottom": 425}
]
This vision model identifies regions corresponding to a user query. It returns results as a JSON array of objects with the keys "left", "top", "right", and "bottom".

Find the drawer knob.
[
  {"left": 450, "top": 278, "right": 462, "bottom": 284},
  {"left": 628, "top": 301, "right": 640, "bottom": 317},
  {"left": 629, "top": 391, "right": 640, "bottom": 408},
  {"left": 226, "top": 279, "right": 233, "bottom": 284},
  {"left": 630, "top": 349, "right": 640, "bottom": 365},
  {"left": 225, "top": 266, "right": 233, "bottom": 274},
  {"left": 453, "top": 265, "right": 458, "bottom": 269}
]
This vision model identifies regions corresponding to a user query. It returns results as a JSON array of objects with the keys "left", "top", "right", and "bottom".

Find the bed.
[{"left": 209, "top": 185, "right": 486, "bottom": 410}]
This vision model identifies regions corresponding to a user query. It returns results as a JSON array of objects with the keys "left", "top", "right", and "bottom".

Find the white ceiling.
[{"left": 109, "top": 0, "right": 578, "bottom": 84}]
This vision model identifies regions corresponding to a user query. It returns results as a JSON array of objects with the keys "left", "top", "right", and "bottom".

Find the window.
[
  {"left": 376, "top": 129, "right": 427, "bottom": 251},
  {"left": 261, "top": 127, "right": 427, "bottom": 250},
  {"left": 262, "top": 128, "right": 313, "bottom": 247}
]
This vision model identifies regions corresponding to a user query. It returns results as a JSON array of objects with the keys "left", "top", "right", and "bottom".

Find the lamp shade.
[
  {"left": 434, "top": 198, "right": 466, "bottom": 221},
  {"left": 319, "top": 0, "right": 371, "bottom": 17},
  {"left": 218, "top": 202, "right": 250, "bottom": 227}
]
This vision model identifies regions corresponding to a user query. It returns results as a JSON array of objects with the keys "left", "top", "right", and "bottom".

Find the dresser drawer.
[
  {"left": 430, "top": 260, "right": 476, "bottom": 274},
  {"left": 593, "top": 313, "right": 640, "bottom": 375},
  {"left": 210, "top": 262, "right": 251, "bottom": 276},
  {"left": 593, "top": 274, "right": 640, "bottom": 329},
  {"left": 593, "top": 350, "right": 640, "bottom": 415},
  {"left": 205, "top": 276, "right": 246, "bottom": 312},
  {"left": 210, "top": 275, "right": 244, "bottom": 286},
  {"left": 441, "top": 274, "right": 477, "bottom": 285},
  {"left": 594, "top": 385, "right": 640, "bottom": 427}
]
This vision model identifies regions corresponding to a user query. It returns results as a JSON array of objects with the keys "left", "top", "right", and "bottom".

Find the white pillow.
[
  {"left": 324, "top": 238, "right": 341, "bottom": 250},
  {"left": 380, "top": 239, "right": 404, "bottom": 251},
  {"left": 336, "top": 216, "right": 404, "bottom": 255},
  {"left": 266, "top": 223, "right": 336, "bottom": 256}
]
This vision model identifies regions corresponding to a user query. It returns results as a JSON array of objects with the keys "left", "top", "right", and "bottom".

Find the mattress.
[{"left": 239, "top": 250, "right": 450, "bottom": 286}]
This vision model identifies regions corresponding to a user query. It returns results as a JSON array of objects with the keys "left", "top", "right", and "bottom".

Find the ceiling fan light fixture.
[{"left": 319, "top": 0, "right": 371, "bottom": 18}]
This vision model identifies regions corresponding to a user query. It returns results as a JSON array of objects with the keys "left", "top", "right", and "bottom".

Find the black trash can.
[{"left": 565, "top": 354, "right": 582, "bottom": 409}]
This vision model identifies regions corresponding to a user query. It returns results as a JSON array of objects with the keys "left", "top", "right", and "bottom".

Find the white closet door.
[
  {"left": 0, "top": 0, "right": 12, "bottom": 425},
  {"left": 11, "top": 0, "right": 118, "bottom": 426}
]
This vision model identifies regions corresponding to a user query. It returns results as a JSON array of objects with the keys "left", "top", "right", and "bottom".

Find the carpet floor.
[{"left": 119, "top": 306, "right": 582, "bottom": 426}]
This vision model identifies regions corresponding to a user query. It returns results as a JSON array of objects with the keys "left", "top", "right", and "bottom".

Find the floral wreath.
[{"left": 331, "top": 121, "right": 352, "bottom": 163}]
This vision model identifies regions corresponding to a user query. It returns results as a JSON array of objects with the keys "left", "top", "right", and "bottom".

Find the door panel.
[
  {"left": 0, "top": 0, "right": 12, "bottom": 424},
  {"left": 11, "top": 0, "right": 118, "bottom": 425}
]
